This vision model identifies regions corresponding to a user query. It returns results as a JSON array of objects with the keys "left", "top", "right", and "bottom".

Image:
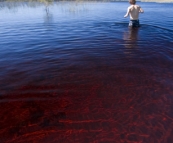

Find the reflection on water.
[
  {"left": 126, "top": 28, "right": 139, "bottom": 41},
  {"left": 123, "top": 28, "right": 139, "bottom": 46},
  {"left": 123, "top": 28, "right": 139, "bottom": 55},
  {"left": 0, "top": 1, "right": 173, "bottom": 143},
  {"left": 44, "top": 11, "right": 53, "bottom": 23}
]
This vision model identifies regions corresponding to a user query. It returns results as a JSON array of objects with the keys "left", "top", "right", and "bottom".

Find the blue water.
[{"left": 0, "top": 1, "right": 173, "bottom": 143}]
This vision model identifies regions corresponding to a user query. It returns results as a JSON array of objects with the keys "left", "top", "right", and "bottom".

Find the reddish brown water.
[{"left": 0, "top": 2, "right": 173, "bottom": 143}]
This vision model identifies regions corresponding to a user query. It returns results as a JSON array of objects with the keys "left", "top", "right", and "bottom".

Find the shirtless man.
[{"left": 124, "top": 0, "right": 144, "bottom": 27}]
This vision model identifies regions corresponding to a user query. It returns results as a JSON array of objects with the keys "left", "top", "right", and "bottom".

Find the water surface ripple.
[{"left": 0, "top": 1, "right": 173, "bottom": 143}]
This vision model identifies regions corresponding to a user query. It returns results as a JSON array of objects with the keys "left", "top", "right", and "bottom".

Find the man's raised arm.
[
  {"left": 139, "top": 7, "right": 144, "bottom": 13},
  {"left": 124, "top": 7, "right": 130, "bottom": 18}
]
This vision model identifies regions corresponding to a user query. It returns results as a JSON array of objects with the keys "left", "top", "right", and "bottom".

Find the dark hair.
[{"left": 129, "top": 0, "right": 136, "bottom": 4}]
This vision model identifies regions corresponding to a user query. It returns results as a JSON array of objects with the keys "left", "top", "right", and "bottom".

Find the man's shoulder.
[
  {"left": 128, "top": 5, "right": 140, "bottom": 8},
  {"left": 128, "top": 5, "right": 133, "bottom": 8},
  {"left": 128, "top": 5, "right": 133, "bottom": 9},
  {"left": 135, "top": 4, "right": 141, "bottom": 8}
]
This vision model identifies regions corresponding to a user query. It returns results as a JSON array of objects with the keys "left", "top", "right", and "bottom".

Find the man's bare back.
[
  {"left": 124, "top": 0, "right": 144, "bottom": 27},
  {"left": 124, "top": 4, "right": 144, "bottom": 20}
]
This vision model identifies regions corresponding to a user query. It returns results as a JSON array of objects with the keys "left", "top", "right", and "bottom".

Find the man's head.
[{"left": 129, "top": 0, "right": 136, "bottom": 4}]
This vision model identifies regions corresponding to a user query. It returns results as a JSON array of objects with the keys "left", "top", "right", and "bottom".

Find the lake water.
[{"left": 0, "top": 1, "right": 173, "bottom": 142}]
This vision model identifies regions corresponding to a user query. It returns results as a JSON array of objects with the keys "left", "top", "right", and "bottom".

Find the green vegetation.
[
  {"left": 0, "top": 0, "right": 54, "bottom": 10},
  {"left": 3, "top": 0, "right": 53, "bottom": 2},
  {"left": 0, "top": 0, "right": 173, "bottom": 9}
]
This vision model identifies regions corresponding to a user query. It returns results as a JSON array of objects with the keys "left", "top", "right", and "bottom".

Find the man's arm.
[
  {"left": 139, "top": 7, "right": 144, "bottom": 13},
  {"left": 124, "top": 7, "right": 130, "bottom": 18}
]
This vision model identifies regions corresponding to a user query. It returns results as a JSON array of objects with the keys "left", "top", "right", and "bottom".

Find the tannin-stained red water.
[
  {"left": 1, "top": 48, "right": 173, "bottom": 142},
  {"left": 0, "top": 1, "right": 173, "bottom": 143}
]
